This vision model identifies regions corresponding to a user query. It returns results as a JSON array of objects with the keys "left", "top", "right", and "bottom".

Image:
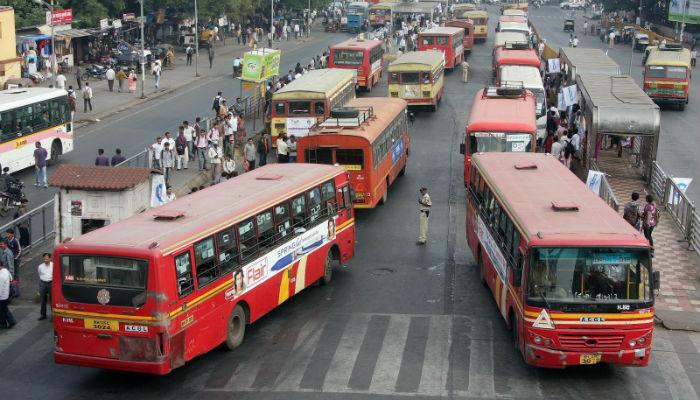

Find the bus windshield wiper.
[{"left": 539, "top": 290, "right": 551, "bottom": 310}]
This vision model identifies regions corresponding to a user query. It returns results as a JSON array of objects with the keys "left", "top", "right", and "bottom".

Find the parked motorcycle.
[
  {"left": 0, "top": 178, "right": 25, "bottom": 217},
  {"left": 81, "top": 64, "right": 108, "bottom": 81}
]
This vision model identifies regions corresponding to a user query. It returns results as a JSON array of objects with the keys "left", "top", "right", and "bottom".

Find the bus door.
[{"left": 171, "top": 248, "right": 202, "bottom": 360}]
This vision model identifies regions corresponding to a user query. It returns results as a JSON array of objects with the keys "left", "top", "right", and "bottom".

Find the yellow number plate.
[
  {"left": 84, "top": 318, "right": 119, "bottom": 331},
  {"left": 579, "top": 354, "right": 601, "bottom": 365}
]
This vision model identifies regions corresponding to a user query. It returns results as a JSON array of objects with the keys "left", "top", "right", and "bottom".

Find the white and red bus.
[
  {"left": 0, "top": 87, "right": 74, "bottom": 173},
  {"left": 493, "top": 44, "right": 541, "bottom": 81},
  {"left": 444, "top": 18, "right": 476, "bottom": 54},
  {"left": 52, "top": 164, "right": 356, "bottom": 374},
  {"left": 297, "top": 97, "right": 410, "bottom": 208},
  {"left": 467, "top": 152, "right": 657, "bottom": 368},
  {"left": 459, "top": 86, "right": 537, "bottom": 186},
  {"left": 417, "top": 27, "right": 465, "bottom": 70},
  {"left": 329, "top": 38, "right": 385, "bottom": 91}
]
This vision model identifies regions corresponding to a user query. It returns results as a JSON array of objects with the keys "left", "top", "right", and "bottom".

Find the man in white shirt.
[
  {"left": 208, "top": 142, "right": 224, "bottom": 184},
  {"left": 37, "top": 253, "right": 53, "bottom": 320},
  {"left": 82, "top": 82, "right": 93, "bottom": 113},
  {"left": 294, "top": 23, "right": 300, "bottom": 39},
  {"left": 106, "top": 66, "right": 116, "bottom": 92},
  {"left": 0, "top": 261, "right": 16, "bottom": 329},
  {"left": 163, "top": 131, "right": 176, "bottom": 152},
  {"left": 183, "top": 120, "right": 195, "bottom": 161},
  {"left": 164, "top": 186, "right": 176, "bottom": 203},
  {"left": 55, "top": 73, "right": 67, "bottom": 89},
  {"left": 151, "top": 136, "right": 164, "bottom": 169},
  {"left": 276, "top": 135, "right": 289, "bottom": 163}
]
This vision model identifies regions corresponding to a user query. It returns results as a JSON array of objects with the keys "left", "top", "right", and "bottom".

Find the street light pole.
[
  {"left": 680, "top": 0, "right": 687, "bottom": 43},
  {"left": 195, "top": 0, "right": 200, "bottom": 77},
  {"left": 307, "top": 0, "right": 311, "bottom": 38},
  {"left": 139, "top": 0, "right": 146, "bottom": 98}
]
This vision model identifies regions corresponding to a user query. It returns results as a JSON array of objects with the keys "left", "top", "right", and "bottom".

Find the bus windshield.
[
  {"left": 61, "top": 255, "right": 148, "bottom": 307},
  {"left": 334, "top": 49, "right": 364, "bottom": 66},
  {"left": 648, "top": 65, "right": 688, "bottom": 79},
  {"left": 469, "top": 132, "right": 532, "bottom": 154},
  {"left": 527, "top": 247, "right": 652, "bottom": 309}
]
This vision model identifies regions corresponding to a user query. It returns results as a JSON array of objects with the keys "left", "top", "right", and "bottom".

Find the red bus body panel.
[
  {"left": 445, "top": 19, "right": 475, "bottom": 53},
  {"left": 329, "top": 39, "right": 385, "bottom": 90},
  {"left": 494, "top": 48, "right": 541, "bottom": 81},
  {"left": 417, "top": 27, "right": 465, "bottom": 70}
]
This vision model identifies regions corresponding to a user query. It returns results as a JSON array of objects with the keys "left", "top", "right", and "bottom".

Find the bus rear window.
[
  {"left": 400, "top": 72, "right": 420, "bottom": 84},
  {"left": 274, "top": 102, "right": 286, "bottom": 116},
  {"left": 666, "top": 66, "right": 687, "bottom": 79},
  {"left": 436, "top": 36, "right": 449, "bottom": 46},
  {"left": 336, "top": 149, "right": 364, "bottom": 170},
  {"left": 421, "top": 36, "right": 435, "bottom": 45},
  {"left": 333, "top": 49, "right": 364, "bottom": 66},
  {"left": 61, "top": 255, "right": 148, "bottom": 307}
]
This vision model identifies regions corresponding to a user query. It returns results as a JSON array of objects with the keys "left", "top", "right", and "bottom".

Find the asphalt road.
[
  {"left": 530, "top": 5, "right": 700, "bottom": 204},
  {"left": 1, "top": 13, "right": 700, "bottom": 400}
]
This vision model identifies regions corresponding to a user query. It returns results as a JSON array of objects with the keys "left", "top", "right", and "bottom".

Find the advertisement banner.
[
  {"left": 286, "top": 117, "right": 316, "bottom": 136},
  {"left": 151, "top": 174, "right": 167, "bottom": 207},
  {"left": 477, "top": 215, "right": 507, "bottom": 283},
  {"left": 586, "top": 170, "right": 605, "bottom": 195},
  {"left": 669, "top": 0, "right": 700, "bottom": 25},
  {"left": 561, "top": 84, "right": 578, "bottom": 107},
  {"left": 668, "top": 177, "right": 693, "bottom": 205},
  {"left": 242, "top": 49, "right": 281, "bottom": 82},
  {"left": 46, "top": 9, "right": 73, "bottom": 25},
  {"left": 99, "top": 18, "right": 109, "bottom": 30},
  {"left": 123, "top": 13, "right": 136, "bottom": 22},
  {"left": 547, "top": 58, "right": 561, "bottom": 74}
]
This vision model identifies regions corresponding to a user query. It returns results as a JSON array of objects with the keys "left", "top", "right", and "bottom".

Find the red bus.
[
  {"left": 444, "top": 19, "right": 476, "bottom": 54},
  {"left": 459, "top": 86, "right": 536, "bottom": 187},
  {"left": 467, "top": 152, "right": 657, "bottom": 368},
  {"left": 493, "top": 45, "right": 541, "bottom": 82},
  {"left": 52, "top": 164, "right": 356, "bottom": 374},
  {"left": 297, "top": 97, "right": 409, "bottom": 208},
  {"left": 329, "top": 38, "right": 385, "bottom": 91},
  {"left": 417, "top": 27, "right": 465, "bottom": 70}
]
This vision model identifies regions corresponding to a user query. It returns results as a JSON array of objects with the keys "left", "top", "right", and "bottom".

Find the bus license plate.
[
  {"left": 84, "top": 318, "right": 119, "bottom": 331},
  {"left": 579, "top": 354, "right": 601, "bottom": 365}
]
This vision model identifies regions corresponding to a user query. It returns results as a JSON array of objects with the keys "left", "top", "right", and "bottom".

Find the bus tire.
[
  {"left": 366, "top": 79, "right": 372, "bottom": 92},
  {"left": 321, "top": 250, "right": 333, "bottom": 285},
  {"left": 225, "top": 304, "right": 246, "bottom": 350},
  {"left": 399, "top": 164, "right": 406, "bottom": 176},
  {"left": 49, "top": 140, "right": 62, "bottom": 165}
]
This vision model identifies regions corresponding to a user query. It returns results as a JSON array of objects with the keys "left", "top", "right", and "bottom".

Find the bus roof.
[
  {"left": 419, "top": 26, "right": 463, "bottom": 36},
  {"left": 454, "top": 3, "right": 477, "bottom": 12},
  {"left": 0, "top": 87, "right": 67, "bottom": 112},
  {"left": 499, "top": 65, "right": 543, "bottom": 88},
  {"left": 60, "top": 164, "right": 346, "bottom": 256},
  {"left": 494, "top": 31, "right": 528, "bottom": 47},
  {"left": 559, "top": 47, "right": 621, "bottom": 79},
  {"left": 305, "top": 97, "right": 407, "bottom": 143},
  {"left": 332, "top": 38, "right": 384, "bottom": 50},
  {"left": 502, "top": 9, "right": 527, "bottom": 16},
  {"left": 370, "top": 2, "right": 395, "bottom": 9},
  {"left": 472, "top": 152, "right": 647, "bottom": 247},
  {"left": 388, "top": 50, "right": 445, "bottom": 70},
  {"left": 646, "top": 47, "right": 692, "bottom": 67},
  {"left": 467, "top": 88, "right": 536, "bottom": 133},
  {"left": 498, "top": 15, "right": 528, "bottom": 23},
  {"left": 273, "top": 69, "right": 356, "bottom": 100},
  {"left": 445, "top": 19, "right": 474, "bottom": 28},
  {"left": 462, "top": 10, "right": 488, "bottom": 18},
  {"left": 495, "top": 48, "right": 541, "bottom": 67}
]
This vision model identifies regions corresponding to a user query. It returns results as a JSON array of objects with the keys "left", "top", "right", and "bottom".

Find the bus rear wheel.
[
  {"left": 379, "top": 179, "right": 389, "bottom": 205},
  {"left": 321, "top": 250, "right": 333, "bottom": 285},
  {"left": 225, "top": 305, "right": 246, "bottom": 350},
  {"left": 399, "top": 165, "right": 406, "bottom": 176}
]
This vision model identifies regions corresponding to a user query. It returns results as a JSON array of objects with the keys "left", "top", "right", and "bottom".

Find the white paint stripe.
[
  {"left": 417, "top": 315, "right": 452, "bottom": 396},
  {"left": 273, "top": 317, "right": 325, "bottom": 391},
  {"left": 688, "top": 332, "right": 700, "bottom": 354},
  {"left": 368, "top": 314, "right": 411, "bottom": 394},
  {"left": 223, "top": 351, "right": 264, "bottom": 390},
  {"left": 652, "top": 328, "right": 699, "bottom": 400},
  {"left": 322, "top": 313, "right": 371, "bottom": 392},
  {"left": 467, "top": 319, "right": 496, "bottom": 398}
]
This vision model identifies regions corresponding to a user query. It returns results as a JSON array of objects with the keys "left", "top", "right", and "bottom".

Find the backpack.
[
  {"left": 175, "top": 140, "right": 186, "bottom": 155},
  {"left": 622, "top": 202, "right": 639, "bottom": 227},
  {"left": 564, "top": 138, "right": 575, "bottom": 158},
  {"left": 212, "top": 96, "right": 221, "bottom": 111}
]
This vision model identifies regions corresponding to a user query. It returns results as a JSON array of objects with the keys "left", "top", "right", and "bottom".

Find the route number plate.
[
  {"left": 84, "top": 318, "right": 118, "bottom": 331},
  {"left": 579, "top": 354, "right": 601, "bottom": 365}
]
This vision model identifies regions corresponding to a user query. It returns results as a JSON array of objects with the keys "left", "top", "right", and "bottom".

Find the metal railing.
[
  {"left": 115, "top": 148, "right": 152, "bottom": 168},
  {"left": 0, "top": 198, "right": 55, "bottom": 253},
  {"left": 599, "top": 173, "right": 620, "bottom": 212},
  {"left": 651, "top": 161, "right": 697, "bottom": 247}
]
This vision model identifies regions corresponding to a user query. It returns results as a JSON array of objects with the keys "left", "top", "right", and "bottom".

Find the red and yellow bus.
[
  {"left": 493, "top": 45, "right": 541, "bottom": 82},
  {"left": 444, "top": 18, "right": 475, "bottom": 54},
  {"left": 417, "top": 27, "right": 465, "bottom": 70},
  {"left": 52, "top": 164, "right": 356, "bottom": 374},
  {"left": 467, "top": 152, "right": 656, "bottom": 368},
  {"left": 297, "top": 97, "right": 409, "bottom": 208},
  {"left": 329, "top": 38, "right": 385, "bottom": 91},
  {"left": 643, "top": 45, "right": 692, "bottom": 110},
  {"left": 462, "top": 10, "right": 488, "bottom": 42},
  {"left": 459, "top": 86, "right": 537, "bottom": 186},
  {"left": 368, "top": 2, "right": 394, "bottom": 28}
]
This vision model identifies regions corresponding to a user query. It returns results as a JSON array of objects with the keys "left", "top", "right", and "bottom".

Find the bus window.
[
  {"left": 305, "top": 148, "right": 333, "bottom": 164},
  {"left": 238, "top": 218, "right": 258, "bottom": 262},
  {"left": 217, "top": 228, "right": 239, "bottom": 275},
  {"left": 194, "top": 237, "right": 218, "bottom": 288},
  {"left": 256, "top": 209, "right": 275, "bottom": 251},
  {"left": 291, "top": 194, "right": 307, "bottom": 230},
  {"left": 321, "top": 180, "right": 337, "bottom": 216},
  {"left": 0, "top": 111, "right": 16, "bottom": 142},
  {"left": 389, "top": 72, "right": 400, "bottom": 84},
  {"left": 289, "top": 101, "right": 311, "bottom": 115},
  {"left": 400, "top": 72, "right": 420, "bottom": 84},
  {"left": 15, "top": 105, "right": 34, "bottom": 135},
  {"left": 422, "top": 72, "right": 431, "bottom": 84},
  {"left": 336, "top": 149, "right": 364, "bottom": 170},
  {"left": 274, "top": 201, "right": 292, "bottom": 239},
  {"left": 421, "top": 36, "right": 435, "bottom": 45},
  {"left": 342, "top": 185, "right": 352, "bottom": 209},
  {"left": 436, "top": 36, "right": 449, "bottom": 45},
  {"left": 307, "top": 187, "right": 322, "bottom": 225},
  {"left": 314, "top": 102, "right": 326, "bottom": 115},
  {"left": 174, "top": 251, "right": 195, "bottom": 297},
  {"left": 275, "top": 101, "right": 286, "bottom": 116},
  {"left": 334, "top": 49, "right": 364, "bottom": 66}
]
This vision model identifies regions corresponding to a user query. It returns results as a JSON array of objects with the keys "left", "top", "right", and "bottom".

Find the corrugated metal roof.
[
  {"left": 559, "top": 47, "right": 621, "bottom": 78},
  {"left": 49, "top": 165, "right": 154, "bottom": 190},
  {"left": 54, "top": 28, "right": 93, "bottom": 38}
]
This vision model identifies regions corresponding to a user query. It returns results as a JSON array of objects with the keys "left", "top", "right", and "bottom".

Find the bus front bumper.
[
  {"left": 55, "top": 351, "right": 171, "bottom": 375},
  {"left": 524, "top": 343, "right": 651, "bottom": 368}
]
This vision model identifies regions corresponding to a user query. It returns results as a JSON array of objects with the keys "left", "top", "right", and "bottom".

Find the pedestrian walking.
[
  {"left": 692, "top": 49, "right": 697, "bottom": 68},
  {"left": 151, "top": 137, "right": 163, "bottom": 170},
  {"left": 175, "top": 128, "right": 188, "bottom": 170},
  {"left": 153, "top": 59, "right": 162, "bottom": 89},
  {"left": 212, "top": 92, "right": 223, "bottom": 114},
  {"left": 417, "top": 187, "right": 432, "bottom": 245},
  {"left": 623, "top": 192, "right": 641, "bottom": 230},
  {"left": 128, "top": 70, "right": 137, "bottom": 94},
  {"left": 116, "top": 68, "right": 127, "bottom": 92},
  {"left": 288, "top": 134, "right": 298, "bottom": 162},
  {"left": 75, "top": 66, "right": 82, "bottom": 90},
  {"left": 37, "top": 253, "right": 52, "bottom": 320},
  {"left": 5, "top": 230, "right": 21, "bottom": 286},
  {"left": 0, "top": 241, "right": 15, "bottom": 279},
  {"left": 183, "top": 120, "right": 195, "bottom": 163},
  {"left": 186, "top": 45, "right": 193, "bottom": 65},
  {"left": 208, "top": 142, "right": 224, "bottom": 184},
  {"left": 223, "top": 114, "right": 235, "bottom": 158},
  {"left": 244, "top": 138, "right": 257, "bottom": 171},
  {"left": 161, "top": 142, "right": 175, "bottom": 185},
  {"left": 95, "top": 148, "right": 110, "bottom": 166},
  {"left": 609, "top": 30, "right": 616, "bottom": 48},
  {"left": 258, "top": 131, "right": 270, "bottom": 166},
  {"left": 67, "top": 86, "right": 77, "bottom": 121},
  {"left": 583, "top": 20, "right": 588, "bottom": 35},
  {"left": 294, "top": 23, "right": 300, "bottom": 39},
  {"left": 194, "top": 128, "right": 209, "bottom": 171},
  {"left": 163, "top": 131, "right": 176, "bottom": 152},
  {"left": 642, "top": 194, "right": 658, "bottom": 256},
  {"left": 276, "top": 134, "right": 289, "bottom": 163},
  {"left": 82, "top": 82, "right": 93, "bottom": 112},
  {"left": 33, "top": 142, "right": 48, "bottom": 187},
  {"left": 208, "top": 47, "right": 215, "bottom": 69},
  {"left": 0, "top": 261, "right": 16, "bottom": 329},
  {"left": 106, "top": 66, "right": 116, "bottom": 92},
  {"left": 111, "top": 148, "right": 126, "bottom": 166}
]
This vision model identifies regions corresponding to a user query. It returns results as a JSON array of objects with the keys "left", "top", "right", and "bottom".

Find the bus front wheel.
[
  {"left": 225, "top": 304, "right": 246, "bottom": 350},
  {"left": 321, "top": 250, "right": 333, "bottom": 285}
]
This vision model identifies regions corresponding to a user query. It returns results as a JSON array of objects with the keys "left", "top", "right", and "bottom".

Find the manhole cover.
[{"left": 367, "top": 267, "right": 395, "bottom": 276}]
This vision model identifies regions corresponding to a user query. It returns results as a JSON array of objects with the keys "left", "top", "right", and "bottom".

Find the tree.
[{"left": 5, "top": 0, "right": 47, "bottom": 28}]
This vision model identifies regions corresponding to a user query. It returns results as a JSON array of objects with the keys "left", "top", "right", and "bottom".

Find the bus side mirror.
[
  {"left": 653, "top": 271, "right": 661, "bottom": 290},
  {"left": 459, "top": 142, "right": 465, "bottom": 155}
]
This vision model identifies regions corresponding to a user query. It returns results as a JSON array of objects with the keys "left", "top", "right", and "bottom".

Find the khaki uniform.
[{"left": 418, "top": 192, "right": 432, "bottom": 243}]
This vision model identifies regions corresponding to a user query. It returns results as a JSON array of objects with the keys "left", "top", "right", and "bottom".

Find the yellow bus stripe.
[
  {"left": 524, "top": 311, "right": 654, "bottom": 320},
  {"left": 524, "top": 317, "right": 654, "bottom": 326},
  {"left": 51, "top": 309, "right": 157, "bottom": 321}
]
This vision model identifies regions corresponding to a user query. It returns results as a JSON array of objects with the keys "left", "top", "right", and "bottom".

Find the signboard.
[
  {"left": 46, "top": 8, "right": 73, "bottom": 25},
  {"left": 112, "top": 19, "right": 122, "bottom": 29},
  {"left": 286, "top": 117, "right": 316, "bottom": 136},
  {"left": 669, "top": 0, "right": 700, "bottom": 25},
  {"left": 547, "top": 58, "right": 561, "bottom": 74},
  {"left": 668, "top": 177, "right": 693, "bottom": 205},
  {"left": 477, "top": 215, "right": 507, "bottom": 283},
  {"left": 561, "top": 84, "right": 578, "bottom": 107},
  {"left": 99, "top": 18, "right": 109, "bottom": 30},
  {"left": 242, "top": 48, "right": 281, "bottom": 82},
  {"left": 123, "top": 13, "right": 136, "bottom": 22},
  {"left": 586, "top": 170, "right": 604, "bottom": 195}
]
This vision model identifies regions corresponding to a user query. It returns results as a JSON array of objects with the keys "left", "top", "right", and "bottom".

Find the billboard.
[
  {"left": 46, "top": 8, "right": 73, "bottom": 25},
  {"left": 669, "top": 0, "right": 700, "bottom": 25},
  {"left": 242, "top": 48, "right": 281, "bottom": 82}
]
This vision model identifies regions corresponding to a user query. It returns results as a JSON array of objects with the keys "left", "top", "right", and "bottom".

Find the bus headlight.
[
  {"left": 629, "top": 340, "right": 637, "bottom": 347},
  {"left": 534, "top": 335, "right": 542, "bottom": 344}
]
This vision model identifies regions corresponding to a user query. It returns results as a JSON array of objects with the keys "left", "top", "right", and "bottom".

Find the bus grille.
[{"left": 558, "top": 334, "right": 624, "bottom": 349}]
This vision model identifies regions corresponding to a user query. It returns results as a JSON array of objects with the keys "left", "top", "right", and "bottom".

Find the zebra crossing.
[{"left": 2, "top": 307, "right": 700, "bottom": 399}]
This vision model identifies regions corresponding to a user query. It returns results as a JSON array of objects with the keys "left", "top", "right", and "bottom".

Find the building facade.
[{"left": 0, "top": 6, "right": 21, "bottom": 87}]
